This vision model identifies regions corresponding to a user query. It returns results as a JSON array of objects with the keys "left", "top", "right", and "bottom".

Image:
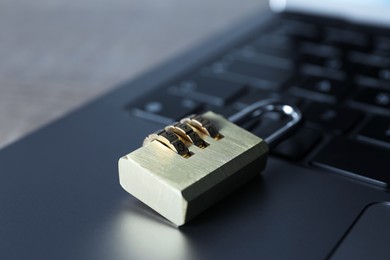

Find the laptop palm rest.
[{"left": 330, "top": 202, "right": 390, "bottom": 260}]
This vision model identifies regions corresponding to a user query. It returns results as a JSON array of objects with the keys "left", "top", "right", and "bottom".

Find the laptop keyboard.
[{"left": 127, "top": 15, "right": 390, "bottom": 188}]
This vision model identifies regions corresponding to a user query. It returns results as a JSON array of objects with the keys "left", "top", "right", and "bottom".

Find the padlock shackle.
[{"left": 228, "top": 99, "right": 303, "bottom": 148}]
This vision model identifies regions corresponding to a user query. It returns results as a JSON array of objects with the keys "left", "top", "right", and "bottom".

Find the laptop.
[{"left": 1, "top": 0, "right": 390, "bottom": 259}]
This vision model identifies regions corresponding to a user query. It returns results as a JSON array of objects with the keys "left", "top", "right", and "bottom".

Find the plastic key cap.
[
  {"left": 313, "top": 137, "right": 390, "bottom": 187},
  {"left": 131, "top": 93, "right": 202, "bottom": 124}
]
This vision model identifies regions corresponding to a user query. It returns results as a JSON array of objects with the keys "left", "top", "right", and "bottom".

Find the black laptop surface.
[{"left": 1, "top": 0, "right": 390, "bottom": 259}]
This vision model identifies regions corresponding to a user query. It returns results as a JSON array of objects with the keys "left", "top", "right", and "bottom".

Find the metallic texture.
[
  {"left": 118, "top": 111, "right": 268, "bottom": 226},
  {"left": 143, "top": 129, "right": 190, "bottom": 156},
  {"left": 228, "top": 99, "right": 302, "bottom": 148},
  {"left": 181, "top": 115, "right": 221, "bottom": 139},
  {"left": 166, "top": 122, "right": 207, "bottom": 148}
]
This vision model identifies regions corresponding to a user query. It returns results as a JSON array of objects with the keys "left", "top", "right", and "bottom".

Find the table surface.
[{"left": 0, "top": 0, "right": 267, "bottom": 149}]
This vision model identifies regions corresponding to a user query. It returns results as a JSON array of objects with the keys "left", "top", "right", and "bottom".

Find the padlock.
[{"left": 118, "top": 100, "right": 302, "bottom": 226}]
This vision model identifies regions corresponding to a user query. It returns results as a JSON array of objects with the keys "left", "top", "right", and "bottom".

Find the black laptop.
[{"left": 1, "top": 0, "right": 390, "bottom": 259}]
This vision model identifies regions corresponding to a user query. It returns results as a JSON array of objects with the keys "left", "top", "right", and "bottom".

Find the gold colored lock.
[{"left": 118, "top": 100, "right": 302, "bottom": 226}]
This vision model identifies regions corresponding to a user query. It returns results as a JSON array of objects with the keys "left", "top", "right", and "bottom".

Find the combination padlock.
[{"left": 118, "top": 100, "right": 302, "bottom": 226}]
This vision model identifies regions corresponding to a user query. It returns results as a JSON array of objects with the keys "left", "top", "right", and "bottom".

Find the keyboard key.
[
  {"left": 235, "top": 89, "right": 301, "bottom": 110},
  {"left": 324, "top": 27, "right": 369, "bottom": 48},
  {"left": 251, "top": 114, "right": 292, "bottom": 140},
  {"left": 254, "top": 34, "right": 294, "bottom": 51},
  {"left": 358, "top": 116, "right": 390, "bottom": 147},
  {"left": 357, "top": 66, "right": 390, "bottom": 82},
  {"left": 272, "top": 127, "right": 322, "bottom": 160},
  {"left": 203, "top": 105, "right": 239, "bottom": 119},
  {"left": 247, "top": 44, "right": 297, "bottom": 60},
  {"left": 290, "top": 76, "right": 350, "bottom": 102},
  {"left": 374, "top": 36, "right": 390, "bottom": 55},
  {"left": 300, "top": 42, "right": 341, "bottom": 57},
  {"left": 353, "top": 88, "right": 390, "bottom": 110},
  {"left": 204, "top": 64, "right": 282, "bottom": 89},
  {"left": 227, "top": 60, "right": 292, "bottom": 89},
  {"left": 313, "top": 137, "right": 390, "bottom": 187},
  {"left": 305, "top": 103, "right": 363, "bottom": 133},
  {"left": 349, "top": 51, "right": 390, "bottom": 67},
  {"left": 275, "top": 19, "right": 319, "bottom": 39},
  {"left": 131, "top": 93, "right": 202, "bottom": 124},
  {"left": 233, "top": 46, "right": 294, "bottom": 70},
  {"left": 301, "top": 54, "right": 345, "bottom": 71},
  {"left": 301, "top": 63, "right": 347, "bottom": 80},
  {"left": 168, "top": 76, "right": 246, "bottom": 106}
]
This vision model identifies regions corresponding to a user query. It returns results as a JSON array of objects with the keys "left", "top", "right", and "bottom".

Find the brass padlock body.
[{"left": 118, "top": 111, "right": 269, "bottom": 226}]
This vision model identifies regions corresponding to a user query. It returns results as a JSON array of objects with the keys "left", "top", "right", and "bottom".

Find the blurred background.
[{"left": 0, "top": 0, "right": 268, "bottom": 148}]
